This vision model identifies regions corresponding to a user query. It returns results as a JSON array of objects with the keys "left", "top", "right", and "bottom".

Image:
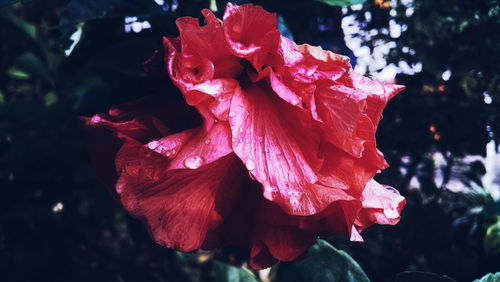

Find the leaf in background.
[
  {"left": 13, "top": 52, "right": 52, "bottom": 84},
  {"left": 484, "top": 216, "right": 500, "bottom": 254},
  {"left": 396, "top": 271, "right": 456, "bottom": 282},
  {"left": 86, "top": 36, "right": 156, "bottom": 77},
  {"left": 276, "top": 239, "right": 370, "bottom": 282},
  {"left": 0, "top": 0, "right": 27, "bottom": 6},
  {"left": 215, "top": 0, "right": 228, "bottom": 11},
  {"left": 0, "top": 7, "right": 46, "bottom": 62},
  {"left": 473, "top": 272, "right": 500, "bottom": 282},
  {"left": 278, "top": 15, "right": 294, "bottom": 41},
  {"left": 44, "top": 92, "right": 57, "bottom": 107},
  {"left": 213, "top": 261, "right": 260, "bottom": 282},
  {"left": 0, "top": 90, "right": 5, "bottom": 104},
  {"left": 315, "top": 0, "right": 366, "bottom": 7},
  {"left": 61, "top": 0, "right": 162, "bottom": 22},
  {"left": 7, "top": 68, "right": 30, "bottom": 79},
  {"left": 59, "top": 0, "right": 163, "bottom": 39}
]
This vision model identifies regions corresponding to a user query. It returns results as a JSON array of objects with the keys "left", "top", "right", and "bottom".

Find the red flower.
[{"left": 82, "top": 3, "right": 405, "bottom": 269}]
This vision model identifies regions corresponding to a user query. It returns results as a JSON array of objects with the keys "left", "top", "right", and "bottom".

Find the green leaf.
[
  {"left": 473, "top": 272, "right": 500, "bottom": 282},
  {"left": 0, "top": 7, "right": 47, "bottom": 62},
  {"left": 44, "top": 92, "right": 57, "bottom": 107},
  {"left": 315, "top": 0, "right": 366, "bottom": 7},
  {"left": 0, "top": 0, "right": 29, "bottom": 6},
  {"left": 484, "top": 216, "right": 500, "bottom": 254},
  {"left": 396, "top": 271, "right": 456, "bottom": 282},
  {"left": 7, "top": 68, "right": 30, "bottom": 79},
  {"left": 213, "top": 261, "right": 260, "bottom": 282},
  {"left": 276, "top": 239, "right": 370, "bottom": 282},
  {"left": 14, "top": 52, "right": 52, "bottom": 84}
]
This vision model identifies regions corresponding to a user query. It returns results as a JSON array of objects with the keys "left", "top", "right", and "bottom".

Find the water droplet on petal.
[
  {"left": 204, "top": 138, "right": 211, "bottom": 145},
  {"left": 184, "top": 155, "right": 203, "bottom": 169},
  {"left": 228, "top": 111, "right": 235, "bottom": 117},
  {"left": 246, "top": 159, "right": 255, "bottom": 171},
  {"left": 291, "top": 99, "right": 299, "bottom": 106},
  {"left": 147, "top": 141, "right": 159, "bottom": 150},
  {"left": 386, "top": 187, "right": 400, "bottom": 195},
  {"left": 165, "top": 149, "right": 176, "bottom": 158},
  {"left": 90, "top": 115, "right": 102, "bottom": 124}
]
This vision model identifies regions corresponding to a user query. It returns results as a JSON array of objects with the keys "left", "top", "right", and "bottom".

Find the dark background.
[{"left": 0, "top": 0, "right": 499, "bottom": 281}]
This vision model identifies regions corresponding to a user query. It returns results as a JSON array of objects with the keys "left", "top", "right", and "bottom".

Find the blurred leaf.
[
  {"left": 60, "top": 0, "right": 163, "bottom": 38},
  {"left": 44, "top": 92, "right": 57, "bottom": 107},
  {"left": 61, "top": 0, "right": 162, "bottom": 22},
  {"left": 396, "top": 271, "right": 456, "bottom": 282},
  {"left": 0, "top": 7, "right": 46, "bottom": 62},
  {"left": 0, "top": 0, "right": 28, "bottom": 6},
  {"left": 7, "top": 68, "right": 30, "bottom": 79},
  {"left": 213, "top": 261, "right": 259, "bottom": 282},
  {"left": 315, "top": 0, "right": 366, "bottom": 7},
  {"left": 14, "top": 52, "right": 52, "bottom": 84},
  {"left": 216, "top": 0, "right": 228, "bottom": 11},
  {"left": 484, "top": 216, "right": 500, "bottom": 254},
  {"left": 473, "top": 272, "right": 500, "bottom": 282},
  {"left": 278, "top": 15, "right": 294, "bottom": 41},
  {"left": 87, "top": 36, "right": 156, "bottom": 77},
  {"left": 276, "top": 239, "right": 370, "bottom": 282}
]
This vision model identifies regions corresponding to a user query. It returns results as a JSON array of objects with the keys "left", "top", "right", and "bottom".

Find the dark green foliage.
[
  {"left": 395, "top": 271, "right": 456, "bottom": 282},
  {"left": 213, "top": 262, "right": 260, "bottom": 282},
  {"left": 276, "top": 240, "right": 370, "bottom": 282},
  {"left": 0, "top": 0, "right": 499, "bottom": 282},
  {"left": 315, "top": 0, "right": 366, "bottom": 7},
  {"left": 473, "top": 272, "right": 500, "bottom": 282}
]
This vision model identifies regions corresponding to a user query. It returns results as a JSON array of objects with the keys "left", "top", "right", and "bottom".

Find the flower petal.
[
  {"left": 349, "top": 71, "right": 405, "bottom": 128},
  {"left": 146, "top": 121, "right": 233, "bottom": 170},
  {"left": 229, "top": 82, "right": 325, "bottom": 215},
  {"left": 317, "top": 142, "right": 380, "bottom": 195},
  {"left": 223, "top": 3, "right": 279, "bottom": 58},
  {"left": 314, "top": 82, "right": 368, "bottom": 157},
  {"left": 175, "top": 9, "right": 233, "bottom": 63},
  {"left": 117, "top": 147, "right": 246, "bottom": 252},
  {"left": 354, "top": 180, "right": 406, "bottom": 228}
]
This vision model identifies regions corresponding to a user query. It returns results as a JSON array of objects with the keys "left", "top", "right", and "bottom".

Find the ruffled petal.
[
  {"left": 354, "top": 180, "right": 406, "bottom": 229},
  {"left": 314, "top": 82, "right": 369, "bottom": 157},
  {"left": 182, "top": 78, "right": 239, "bottom": 121},
  {"left": 146, "top": 121, "right": 233, "bottom": 170},
  {"left": 295, "top": 44, "right": 351, "bottom": 78},
  {"left": 253, "top": 202, "right": 317, "bottom": 263},
  {"left": 82, "top": 96, "right": 175, "bottom": 143},
  {"left": 223, "top": 3, "right": 279, "bottom": 58},
  {"left": 176, "top": 9, "right": 232, "bottom": 63},
  {"left": 317, "top": 142, "right": 380, "bottom": 195},
  {"left": 117, "top": 147, "right": 246, "bottom": 251},
  {"left": 249, "top": 244, "right": 278, "bottom": 270},
  {"left": 247, "top": 66, "right": 305, "bottom": 108},
  {"left": 348, "top": 71, "right": 405, "bottom": 128},
  {"left": 80, "top": 95, "right": 190, "bottom": 191},
  {"left": 229, "top": 82, "right": 325, "bottom": 215}
]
